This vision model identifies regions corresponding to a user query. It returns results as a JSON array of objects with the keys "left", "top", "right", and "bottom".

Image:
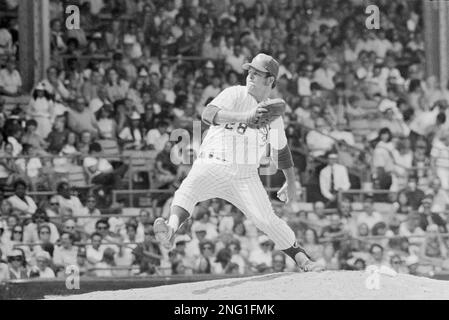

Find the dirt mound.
[{"left": 47, "top": 271, "right": 449, "bottom": 300}]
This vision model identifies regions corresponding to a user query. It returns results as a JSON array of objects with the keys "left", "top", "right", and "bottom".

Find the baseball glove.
[{"left": 247, "top": 98, "right": 286, "bottom": 128}]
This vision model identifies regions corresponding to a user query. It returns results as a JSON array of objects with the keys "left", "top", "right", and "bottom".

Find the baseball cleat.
[
  {"left": 300, "top": 260, "right": 325, "bottom": 272},
  {"left": 153, "top": 218, "right": 175, "bottom": 250}
]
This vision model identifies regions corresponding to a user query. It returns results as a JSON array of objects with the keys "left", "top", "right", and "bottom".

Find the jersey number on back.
[{"left": 225, "top": 123, "right": 248, "bottom": 135}]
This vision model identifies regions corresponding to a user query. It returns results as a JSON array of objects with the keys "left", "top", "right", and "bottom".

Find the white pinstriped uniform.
[{"left": 171, "top": 86, "right": 296, "bottom": 250}]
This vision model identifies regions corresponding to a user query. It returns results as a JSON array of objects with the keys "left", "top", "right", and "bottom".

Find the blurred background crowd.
[{"left": 1, "top": 0, "right": 449, "bottom": 282}]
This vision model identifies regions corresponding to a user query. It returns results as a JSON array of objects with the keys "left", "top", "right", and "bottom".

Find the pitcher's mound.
[{"left": 47, "top": 271, "right": 449, "bottom": 300}]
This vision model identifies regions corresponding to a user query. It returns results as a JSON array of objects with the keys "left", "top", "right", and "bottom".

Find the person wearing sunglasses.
[
  {"left": 7, "top": 248, "right": 28, "bottom": 280},
  {"left": 23, "top": 208, "right": 60, "bottom": 246},
  {"left": 194, "top": 240, "right": 216, "bottom": 274},
  {"left": 8, "top": 224, "right": 32, "bottom": 264},
  {"left": 45, "top": 195, "right": 61, "bottom": 218}
]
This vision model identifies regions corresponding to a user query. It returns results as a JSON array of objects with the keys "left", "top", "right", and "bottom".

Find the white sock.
[{"left": 168, "top": 215, "right": 180, "bottom": 231}]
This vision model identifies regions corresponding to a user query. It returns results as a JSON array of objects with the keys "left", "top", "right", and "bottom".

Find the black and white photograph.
[{"left": 0, "top": 0, "right": 448, "bottom": 307}]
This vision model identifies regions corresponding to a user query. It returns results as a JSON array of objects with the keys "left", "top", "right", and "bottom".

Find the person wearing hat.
[
  {"left": 155, "top": 52, "right": 323, "bottom": 272},
  {"left": 319, "top": 150, "right": 350, "bottom": 207},
  {"left": 7, "top": 248, "right": 28, "bottom": 280}
]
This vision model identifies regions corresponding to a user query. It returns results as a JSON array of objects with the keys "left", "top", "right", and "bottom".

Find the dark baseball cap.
[{"left": 242, "top": 53, "right": 279, "bottom": 79}]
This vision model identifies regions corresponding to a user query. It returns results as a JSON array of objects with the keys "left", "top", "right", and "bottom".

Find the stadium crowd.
[{"left": 1, "top": 0, "right": 449, "bottom": 281}]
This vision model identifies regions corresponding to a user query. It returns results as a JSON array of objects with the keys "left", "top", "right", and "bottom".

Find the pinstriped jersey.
[{"left": 201, "top": 85, "right": 287, "bottom": 166}]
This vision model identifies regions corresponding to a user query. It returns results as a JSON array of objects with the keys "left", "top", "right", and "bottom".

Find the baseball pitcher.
[{"left": 154, "top": 53, "right": 323, "bottom": 272}]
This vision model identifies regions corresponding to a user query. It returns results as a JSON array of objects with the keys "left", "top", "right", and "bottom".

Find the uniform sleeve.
[
  {"left": 207, "top": 86, "right": 240, "bottom": 111},
  {"left": 268, "top": 117, "right": 288, "bottom": 150}
]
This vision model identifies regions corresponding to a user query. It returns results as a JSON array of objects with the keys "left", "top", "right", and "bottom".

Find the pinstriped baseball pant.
[{"left": 171, "top": 158, "right": 296, "bottom": 250}]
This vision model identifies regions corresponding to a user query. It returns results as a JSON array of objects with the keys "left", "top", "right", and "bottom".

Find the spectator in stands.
[
  {"left": 321, "top": 212, "right": 350, "bottom": 251},
  {"left": 31, "top": 251, "right": 55, "bottom": 279},
  {"left": 53, "top": 232, "right": 78, "bottom": 272},
  {"left": 23, "top": 209, "right": 59, "bottom": 245},
  {"left": 418, "top": 194, "right": 447, "bottom": 233},
  {"left": 368, "top": 243, "right": 390, "bottom": 268},
  {"left": 7, "top": 223, "right": 32, "bottom": 262},
  {"left": 430, "top": 130, "right": 449, "bottom": 190},
  {"left": 145, "top": 120, "right": 170, "bottom": 152},
  {"left": 191, "top": 208, "right": 219, "bottom": 241},
  {"left": 105, "top": 67, "right": 129, "bottom": 103},
  {"left": 306, "top": 117, "right": 335, "bottom": 158},
  {"left": 83, "top": 142, "right": 128, "bottom": 196},
  {"left": 0, "top": 54, "right": 22, "bottom": 97},
  {"left": 94, "top": 247, "right": 119, "bottom": 277},
  {"left": 76, "top": 130, "right": 94, "bottom": 156},
  {"left": 46, "top": 115, "right": 70, "bottom": 154},
  {"left": 302, "top": 228, "right": 323, "bottom": 262},
  {"left": 27, "top": 82, "right": 54, "bottom": 139},
  {"left": 399, "top": 214, "right": 425, "bottom": 254},
  {"left": 428, "top": 178, "right": 449, "bottom": 213},
  {"left": 418, "top": 224, "right": 449, "bottom": 270},
  {"left": 7, "top": 179, "right": 37, "bottom": 217},
  {"left": 132, "top": 229, "right": 162, "bottom": 276},
  {"left": 96, "top": 104, "right": 118, "bottom": 140},
  {"left": 319, "top": 152, "right": 351, "bottom": 207},
  {"left": 194, "top": 239, "right": 217, "bottom": 274},
  {"left": 402, "top": 175, "right": 425, "bottom": 210},
  {"left": 21, "top": 119, "right": 49, "bottom": 152},
  {"left": 118, "top": 111, "right": 144, "bottom": 150},
  {"left": 316, "top": 243, "right": 340, "bottom": 270},
  {"left": 33, "top": 224, "right": 55, "bottom": 258},
  {"left": 7, "top": 123, "right": 23, "bottom": 157},
  {"left": 248, "top": 235, "right": 274, "bottom": 274},
  {"left": 372, "top": 127, "right": 395, "bottom": 190},
  {"left": 0, "top": 141, "right": 22, "bottom": 187},
  {"left": 55, "top": 181, "right": 84, "bottom": 218},
  {"left": 356, "top": 196, "right": 384, "bottom": 231},
  {"left": 392, "top": 190, "right": 412, "bottom": 221},
  {"left": 7, "top": 248, "right": 28, "bottom": 280},
  {"left": 86, "top": 232, "right": 105, "bottom": 265},
  {"left": 67, "top": 96, "right": 100, "bottom": 139}
]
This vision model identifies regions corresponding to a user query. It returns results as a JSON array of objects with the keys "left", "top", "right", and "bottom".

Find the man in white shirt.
[
  {"left": 83, "top": 142, "right": 128, "bottom": 191},
  {"left": 431, "top": 132, "right": 449, "bottom": 189},
  {"left": 146, "top": 121, "right": 170, "bottom": 152},
  {"left": 313, "top": 58, "right": 336, "bottom": 91},
  {"left": 0, "top": 55, "right": 22, "bottom": 96},
  {"left": 356, "top": 196, "right": 384, "bottom": 231},
  {"left": 297, "top": 64, "right": 313, "bottom": 96},
  {"left": 248, "top": 235, "right": 274, "bottom": 273},
  {"left": 306, "top": 118, "right": 336, "bottom": 157},
  {"left": 319, "top": 152, "right": 351, "bottom": 204},
  {"left": 86, "top": 232, "right": 106, "bottom": 265},
  {"left": 225, "top": 44, "right": 246, "bottom": 75}
]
